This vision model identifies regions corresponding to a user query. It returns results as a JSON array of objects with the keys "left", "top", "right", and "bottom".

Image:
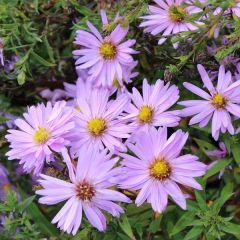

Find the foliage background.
[{"left": 0, "top": 0, "right": 240, "bottom": 239}]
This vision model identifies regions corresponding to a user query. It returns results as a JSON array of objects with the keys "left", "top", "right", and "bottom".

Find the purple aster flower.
[
  {"left": 36, "top": 146, "right": 130, "bottom": 235},
  {"left": 73, "top": 10, "right": 137, "bottom": 88},
  {"left": 0, "top": 39, "right": 4, "bottom": 66},
  {"left": 5, "top": 101, "right": 75, "bottom": 175},
  {"left": 120, "top": 127, "right": 206, "bottom": 212},
  {"left": 40, "top": 89, "right": 67, "bottom": 103},
  {"left": 4, "top": 55, "right": 19, "bottom": 73},
  {"left": 70, "top": 89, "right": 132, "bottom": 154},
  {"left": 207, "top": 142, "right": 230, "bottom": 178},
  {"left": 139, "top": 0, "right": 203, "bottom": 45},
  {"left": 124, "top": 79, "right": 180, "bottom": 133},
  {"left": 179, "top": 64, "right": 240, "bottom": 140}
]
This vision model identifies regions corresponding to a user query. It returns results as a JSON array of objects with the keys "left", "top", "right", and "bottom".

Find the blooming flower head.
[
  {"left": 120, "top": 127, "right": 206, "bottom": 212},
  {"left": 139, "top": 0, "right": 203, "bottom": 44},
  {"left": 36, "top": 147, "right": 130, "bottom": 235},
  {"left": 73, "top": 10, "right": 137, "bottom": 88},
  {"left": 6, "top": 101, "right": 74, "bottom": 175},
  {"left": 124, "top": 79, "right": 180, "bottom": 133},
  {"left": 70, "top": 89, "right": 132, "bottom": 154},
  {"left": 179, "top": 64, "right": 240, "bottom": 140}
]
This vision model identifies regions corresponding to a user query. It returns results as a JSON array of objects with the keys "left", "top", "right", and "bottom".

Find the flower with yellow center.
[
  {"left": 33, "top": 128, "right": 50, "bottom": 145},
  {"left": 87, "top": 118, "right": 106, "bottom": 136},
  {"left": 99, "top": 41, "right": 117, "bottom": 60},
  {"left": 168, "top": 5, "right": 187, "bottom": 22},
  {"left": 211, "top": 93, "right": 227, "bottom": 109},
  {"left": 149, "top": 159, "right": 171, "bottom": 181},
  {"left": 138, "top": 105, "right": 153, "bottom": 123}
]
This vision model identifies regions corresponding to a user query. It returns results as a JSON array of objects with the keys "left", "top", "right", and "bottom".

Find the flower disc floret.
[
  {"left": 150, "top": 159, "right": 171, "bottom": 181},
  {"left": 100, "top": 41, "right": 117, "bottom": 60},
  {"left": 87, "top": 118, "right": 106, "bottom": 136},
  {"left": 211, "top": 93, "right": 227, "bottom": 109},
  {"left": 33, "top": 128, "right": 50, "bottom": 144},
  {"left": 168, "top": 5, "right": 187, "bottom": 22},
  {"left": 75, "top": 181, "right": 95, "bottom": 201},
  {"left": 138, "top": 105, "right": 153, "bottom": 123}
]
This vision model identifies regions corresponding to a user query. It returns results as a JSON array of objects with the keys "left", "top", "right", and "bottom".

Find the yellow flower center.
[
  {"left": 150, "top": 159, "right": 171, "bottom": 181},
  {"left": 138, "top": 105, "right": 153, "bottom": 123},
  {"left": 75, "top": 181, "right": 95, "bottom": 201},
  {"left": 33, "top": 128, "right": 50, "bottom": 144},
  {"left": 87, "top": 117, "right": 106, "bottom": 136},
  {"left": 168, "top": 5, "right": 187, "bottom": 22},
  {"left": 211, "top": 93, "right": 227, "bottom": 109},
  {"left": 99, "top": 41, "right": 117, "bottom": 60},
  {"left": 2, "top": 183, "right": 11, "bottom": 193}
]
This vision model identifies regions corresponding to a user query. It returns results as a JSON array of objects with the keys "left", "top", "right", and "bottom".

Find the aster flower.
[
  {"left": 36, "top": 146, "right": 130, "bottom": 235},
  {"left": 124, "top": 79, "right": 180, "bottom": 133},
  {"left": 6, "top": 101, "right": 74, "bottom": 175},
  {"left": 70, "top": 89, "right": 132, "bottom": 154},
  {"left": 40, "top": 89, "right": 67, "bottom": 103},
  {"left": 139, "top": 0, "right": 203, "bottom": 45},
  {"left": 179, "top": 64, "right": 240, "bottom": 140},
  {"left": 4, "top": 55, "right": 19, "bottom": 73},
  {"left": 120, "top": 127, "right": 206, "bottom": 212},
  {"left": 73, "top": 10, "right": 137, "bottom": 88}
]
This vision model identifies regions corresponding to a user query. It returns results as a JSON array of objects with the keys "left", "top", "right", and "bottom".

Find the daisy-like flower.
[
  {"left": 70, "top": 89, "right": 132, "bottom": 154},
  {"left": 120, "top": 127, "right": 206, "bottom": 212},
  {"left": 179, "top": 64, "right": 240, "bottom": 140},
  {"left": 36, "top": 146, "right": 131, "bottom": 235},
  {"left": 73, "top": 10, "right": 137, "bottom": 88},
  {"left": 139, "top": 0, "right": 203, "bottom": 44},
  {"left": 124, "top": 79, "right": 180, "bottom": 132},
  {"left": 6, "top": 101, "right": 74, "bottom": 175}
]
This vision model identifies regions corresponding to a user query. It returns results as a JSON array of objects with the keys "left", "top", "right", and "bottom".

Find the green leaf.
[
  {"left": 213, "top": 182, "right": 234, "bottom": 212},
  {"left": 43, "top": 36, "right": 55, "bottom": 63},
  {"left": 148, "top": 216, "right": 162, "bottom": 233},
  {"left": 195, "top": 190, "right": 207, "bottom": 211},
  {"left": 72, "top": 227, "right": 91, "bottom": 240},
  {"left": 27, "top": 201, "right": 59, "bottom": 236},
  {"left": 183, "top": 226, "right": 203, "bottom": 240},
  {"left": 232, "top": 144, "right": 240, "bottom": 164},
  {"left": 222, "top": 222, "right": 240, "bottom": 238},
  {"left": 204, "top": 158, "right": 232, "bottom": 180},
  {"left": 194, "top": 138, "right": 216, "bottom": 157},
  {"left": 171, "top": 211, "right": 196, "bottom": 236},
  {"left": 118, "top": 214, "right": 136, "bottom": 240},
  {"left": 18, "top": 195, "right": 36, "bottom": 213},
  {"left": 17, "top": 69, "right": 26, "bottom": 85},
  {"left": 31, "top": 51, "right": 56, "bottom": 67}
]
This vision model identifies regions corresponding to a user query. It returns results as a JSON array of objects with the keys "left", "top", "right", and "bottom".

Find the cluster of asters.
[{"left": 4, "top": 0, "right": 240, "bottom": 235}]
